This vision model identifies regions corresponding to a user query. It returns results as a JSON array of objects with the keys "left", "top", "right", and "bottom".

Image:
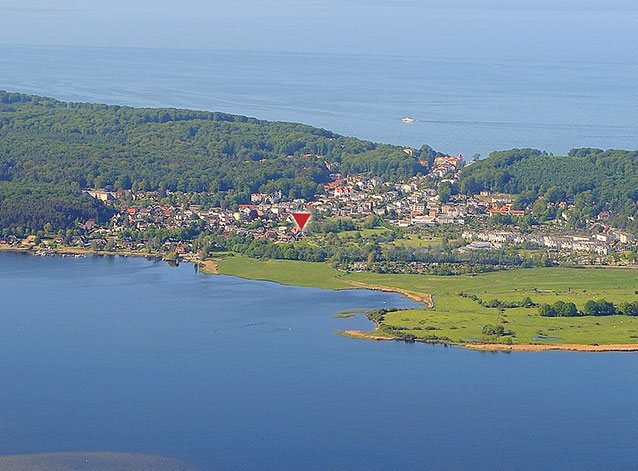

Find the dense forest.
[
  {"left": 0, "top": 91, "right": 424, "bottom": 193},
  {"left": 0, "top": 182, "right": 113, "bottom": 233},
  {"left": 459, "top": 148, "right": 638, "bottom": 229}
]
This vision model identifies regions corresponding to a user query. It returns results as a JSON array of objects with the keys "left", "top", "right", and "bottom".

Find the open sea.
[
  {"left": 0, "top": 44, "right": 637, "bottom": 158},
  {"left": 0, "top": 252, "right": 637, "bottom": 470}
]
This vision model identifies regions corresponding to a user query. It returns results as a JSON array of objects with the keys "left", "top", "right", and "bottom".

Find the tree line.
[{"left": 539, "top": 299, "right": 638, "bottom": 317}]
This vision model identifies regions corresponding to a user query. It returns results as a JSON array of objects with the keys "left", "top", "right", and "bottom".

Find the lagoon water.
[
  {"left": 1, "top": 44, "right": 637, "bottom": 158},
  {"left": 1, "top": 252, "right": 637, "bottom": 469}
]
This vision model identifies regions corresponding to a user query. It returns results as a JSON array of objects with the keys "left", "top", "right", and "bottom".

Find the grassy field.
[
  {"left": 216, "top": 254, "right": 351, "bottom": 289},
  {"left": 336, "top": 228, "right": 391, "bottom": 239},
  {"left": 215, "top": 255, "right": 638, "bottom": 347},
  {"left": 352, "top": 268, "right": 638, "bottom": 345},
  {"left": 384, "top": 234, "right": 443, "bottom": 248}
]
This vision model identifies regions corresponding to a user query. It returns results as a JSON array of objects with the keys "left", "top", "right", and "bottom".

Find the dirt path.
[{"left": 340, "top": 330, "right": 395, "bottom": 341}]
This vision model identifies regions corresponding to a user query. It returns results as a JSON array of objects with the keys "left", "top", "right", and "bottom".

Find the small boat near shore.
[{"left": 402, "top": 117, "right": 415, "bottom": 123}]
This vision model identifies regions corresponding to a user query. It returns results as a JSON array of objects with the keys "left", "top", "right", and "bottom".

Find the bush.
[
  {"left": 620, "top": 301, "right": 638, "bottom": 316},
  {"left": 482, "top": 324, "right": 505, "bottom": 336}
]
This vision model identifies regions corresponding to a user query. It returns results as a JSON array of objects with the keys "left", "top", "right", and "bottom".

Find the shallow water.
[{"left": 1, "top": 252, "right": 637, "bottom": 470}]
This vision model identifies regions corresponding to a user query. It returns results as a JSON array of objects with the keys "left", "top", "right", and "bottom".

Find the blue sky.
[{"left": 1, "top": 0, "right": 636, "bottom": 60}]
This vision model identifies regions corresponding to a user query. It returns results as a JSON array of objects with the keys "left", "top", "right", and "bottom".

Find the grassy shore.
[{"left": 217, "top": 254, "right": 638, "bottom": 350}]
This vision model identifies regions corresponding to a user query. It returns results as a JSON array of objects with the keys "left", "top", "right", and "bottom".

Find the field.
[
  {"left": 384, "top": 234, "right": 443, "bottom": 248},
  {"left": 216, "top": 255, "right": 638, "bottom": 347},
  {"left": 336, "top": 228, "right": 391, "bottom": 239},
  {"left": 216, "top": 254, "right": 351, "bottom": 289}
]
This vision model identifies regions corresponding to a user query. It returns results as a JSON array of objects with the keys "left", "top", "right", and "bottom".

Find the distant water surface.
[
  {"left": 0, "top": 45, "right": 636, "bottom": 157},
  {"left": 0, "top": 252, "right": 638, "bottom": 470}
]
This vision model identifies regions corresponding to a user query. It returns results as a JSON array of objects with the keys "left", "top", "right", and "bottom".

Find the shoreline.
[
  {"left": 344, "top": 280, "right": 434, "bottom": 307},
  {"left": 340, "top": 328, "right": 638, "bottom": 352},
  {"left": 197, "top": 259, "right": 219, "bottom": 274},
  {"left": 0, "top": 243, "right": 162, "bottom": 259},
  {"left": 0, "top": 244, "right": 220, "bottom": 271},
  {"left": 466, "top": 343, "right": 638, "bottom": 352},
  {"left": 3, "top": 247, "right": 637, "bottom": 353}
]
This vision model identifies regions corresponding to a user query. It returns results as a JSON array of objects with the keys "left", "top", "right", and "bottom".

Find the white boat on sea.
[{"left": 401, "top": 117, "right": 415, "bottom": 123}]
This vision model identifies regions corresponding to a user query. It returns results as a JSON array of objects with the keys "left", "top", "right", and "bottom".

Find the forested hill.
[
  {"left": 0, "top": 91, "right": 427, "bottom": 202},
  {"left": 459, "top": 148, "right": 638, "bottom": 229}
]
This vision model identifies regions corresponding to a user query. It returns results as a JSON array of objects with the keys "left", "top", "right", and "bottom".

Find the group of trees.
[
  {"left": 0, "top": 182, "right": 113, "bottom": 233},
  {"left": 539, "top": 301, "right": 580, "bottom": 317},
  {"left": 457, "top": 292, "right": 638, "bottom": 317},
  {"left": 381, "top": 244, "right": 537, "bottom": 268},
  {"left": 481, "top": 324, "right": 515, "bottom": 338},
  {"left": 539, "top": 299, "right": 638, "bottom": 317},
  {"left": 459, "top": 293, "right": 538, "bottom": 309},
  {"left": 460, "top": 148, "right": 638, "bottom": 230},
  {"left": 309, "top": 218, "right": 357, "bottom": 233}
]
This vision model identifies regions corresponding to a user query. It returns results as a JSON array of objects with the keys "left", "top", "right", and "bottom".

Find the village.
[{"left": 2, "top": 152, "right": 636, "bottom": 269}]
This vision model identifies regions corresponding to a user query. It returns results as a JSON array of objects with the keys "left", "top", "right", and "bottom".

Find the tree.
[
  {"left": 482, "top": 324, "right": 505, "bottom": 336},
  {"left": 438, "top": 182, "right": 452, "bottom": 203},
  {"left": 539, "top": 304, "right": 556, "bottom": 317},
  {"left": 361, "top": 214, "right": 378, "bottom": 229}
]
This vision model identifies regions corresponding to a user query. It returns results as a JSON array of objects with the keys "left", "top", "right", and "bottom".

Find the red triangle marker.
[{"left": 292, "top": 212, "right": 311, "bottom": 232}]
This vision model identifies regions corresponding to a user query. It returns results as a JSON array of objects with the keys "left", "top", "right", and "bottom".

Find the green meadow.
[
  {"left": 384, "top": 234, "right": 443, "bottom": 248},
  {"left": 216, "top": 254, "right": 351, "bottom": 289},
  {"left": 216, "top": 255, "right": 638, "bottom": 346}
]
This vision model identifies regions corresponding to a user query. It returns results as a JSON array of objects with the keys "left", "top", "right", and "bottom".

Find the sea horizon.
[{"left": 2, "top": 43, "right": 636, "bottom": 158}]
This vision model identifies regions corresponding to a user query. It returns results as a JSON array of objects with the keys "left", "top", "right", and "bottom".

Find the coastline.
[
  {"left": 0, "top": 243, "right": 221, "bottom": 271},
  {"left": 0, "top": 243, "right": 162, "bottom": 260},
  {"left": 339, "top": 330, "right": 395, "bottom": 341},
  {"left": 466, "top": 343, "right": 638, "bottom": 352},
  {"left": 345, "top": 280, "right": 434, "bottom": 307},
  {"left": 3, "top": 247, "right": 637, "bottom": 353},
  {"left": 197, "top": 259, "right": 219, "bottom": 274},
  {"left": 340, "top": 327, "right": 638, "bottom": 352}
]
